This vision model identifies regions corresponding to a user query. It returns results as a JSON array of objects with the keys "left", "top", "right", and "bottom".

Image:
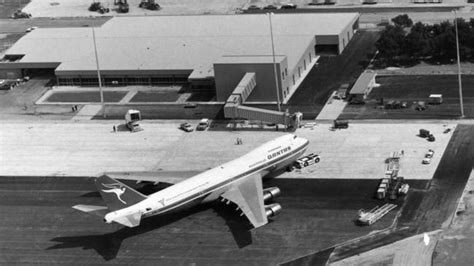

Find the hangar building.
[{"left": 0, "top": 13, "right": 359, "bottom": 103}]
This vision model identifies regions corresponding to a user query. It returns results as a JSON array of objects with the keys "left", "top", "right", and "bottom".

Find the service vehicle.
[
  {"left": 294, "top": 153, "right": 320, "bottom": 169},
  {"left": 415, "top": 101, "right": 426, "bottom": 111},
  {"left": 429, "top": 94, "right": 443, "bottom": 104},
  {"left": 333, "top": 119, "right": 349, "bottom": 129},
  {"left": 427, "top": 134, "right": 435, "bottom": 142},
  {"left": 263, "top": 4, "right": 277, "bottom": 9},
  {"left": 125, "top": 109, "right": 143, "bottom": 132},
  {"left": 419, "top": 129, "right": 430, "bottom": 138},
  {"left": 180, "top": 123, "right": 194, "bottom": 132}
]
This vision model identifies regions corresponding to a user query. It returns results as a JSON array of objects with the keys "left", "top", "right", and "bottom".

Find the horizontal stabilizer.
[{"left": 72, "top": 205, "right": 108, "bottom": 217}]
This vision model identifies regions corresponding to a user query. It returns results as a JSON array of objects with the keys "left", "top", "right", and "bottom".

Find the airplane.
[{"left": 73, "top": 134, "right": 309, "bottom": 229}]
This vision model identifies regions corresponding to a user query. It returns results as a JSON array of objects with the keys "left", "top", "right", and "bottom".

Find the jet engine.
[
  {"left": 263, "top": 187, "right": 281, "bottom": 203},
  {"left": 265, "top": 203, "right": 282, "bottom": 218}
]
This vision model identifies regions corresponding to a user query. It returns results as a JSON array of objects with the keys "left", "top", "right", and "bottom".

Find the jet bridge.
[{"left": 224, "top": 72, "right": 302, "bottom": 129}]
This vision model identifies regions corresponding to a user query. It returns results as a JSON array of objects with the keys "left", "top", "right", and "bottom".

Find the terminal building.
[{"left": 0, "top": 13, "right": 359, "bottom": 103}]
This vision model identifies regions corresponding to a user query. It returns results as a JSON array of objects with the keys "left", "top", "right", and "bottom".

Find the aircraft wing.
[
  {"left": 220, "top": 173, "right": 268, "bottom": 228},
  {"left": 104, "top": 171, "right": 202, "bottom": 184}
]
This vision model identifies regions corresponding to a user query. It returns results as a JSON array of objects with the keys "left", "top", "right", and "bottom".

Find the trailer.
[
  {"left": 429, "top": 94, "right": 443, "bottom": 104},
  {"left": 357, "top": 203, "right": 397, "bottom": 225}
]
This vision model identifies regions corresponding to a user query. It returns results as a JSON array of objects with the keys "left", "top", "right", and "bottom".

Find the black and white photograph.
[{"left": 1, "top": 0, "right": 474, "bottom": 265}]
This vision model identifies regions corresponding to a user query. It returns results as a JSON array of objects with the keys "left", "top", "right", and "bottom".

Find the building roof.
[
  {"left": 350, "top": 71, "right": 377, "bottom": 95},
  {"left": 5, "top": 13, "right": 359, "bottom": 79}
]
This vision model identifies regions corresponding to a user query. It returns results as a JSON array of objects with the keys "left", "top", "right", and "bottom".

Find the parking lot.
[
  {"left": 340, "top": 75, "right": 474, "bottom": 120},
  {"left": 287, "top": 30, "right": 379, "bottom": 118}
]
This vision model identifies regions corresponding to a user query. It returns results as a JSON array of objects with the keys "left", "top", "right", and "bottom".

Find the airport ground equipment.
[
  {"left": 223, "top": 72, "right": 303, "bottom": 129},
  {"left": 357, "top": 203, "right": 397, "bottom": 225},
  {"left": 333, "top": 120, "right": 349, "bottom": 129},
  {"left": 427, "top": 134, "right": 435, "bottom": 142},
  {"left": 376, "top": 178, "right": 390, "bottom": 199},
  {"left": 419, "top": 129, "right": 430, "bottom": 138},
  {"left": 335, "top": 84, "right": 349, "bottom": 99},
  {"left": 429, "top": 94, "right": 443, "bottom": 104},
  {"left": 12, "top": 9, "right": 31, "bottom": 19},
  {"left": 294, "top": 153, "right": 320, "bottom": 169},
  {"left": 89, "top": 2, "right": 110, "bottom": 14},
  {"left": 139, "top": 0, "right": 161, "bottom": 10},
  {"left": 125, "top": 109, "right": 143, "bottom": 132},
  {"left": 377, "top": 176, "right": 409, "bottom": 200},
  {"left": 114, "top": 0, "right": 129, "bottom": 13},
  {"left": 388, "top": 176, "right": 405, "bottom": 200},
  {"left": 415, "top": 101, "right": 426, "bottom": 111}
]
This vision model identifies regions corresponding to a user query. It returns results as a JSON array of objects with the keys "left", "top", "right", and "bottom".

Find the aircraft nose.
[{"left": 295, "top": 136, "right": 309, "bottom": 147}]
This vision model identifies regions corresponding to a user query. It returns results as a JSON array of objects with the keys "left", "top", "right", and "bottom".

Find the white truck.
[
  {"left": 125, "top": 109, "right": 143, "bottom": 132},
  {"left": 294, "top": 153, "right": 320, "bottom": 169}
]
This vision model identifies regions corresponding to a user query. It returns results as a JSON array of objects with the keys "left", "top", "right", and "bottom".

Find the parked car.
[
  {"left": 196, "top": 118, "right": 210, "bottom": 131},
  {"left": 422, "top": 158, "right": 431, "bottom": 164},
  {"left": 415, "top": 101, "right": 426, "bottom": 111},
  {"left": 247, "top": 5, "right": 261, "bottom": 10},
  {"left": 281, "top": 3, "right": 297, "bottom": 9},
  {"left": 427, "top": 134, "right": 436, "bottom": 142},
  {"left": 25, "top": 26, "right": 38, "bottom": 32},
  {"left": 179, "top": 123, "right": 194, "bottom": 132},
  {"left": 263, "top": 4, "right": 277, "bottom": 9},
  {"left": 425, "top": 149, "right": 434, "bottom": 158}
]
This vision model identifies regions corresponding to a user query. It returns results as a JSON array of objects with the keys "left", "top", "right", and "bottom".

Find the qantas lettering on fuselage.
[{"left": 267, "top": 146, "right": 292, "bottom": 160}]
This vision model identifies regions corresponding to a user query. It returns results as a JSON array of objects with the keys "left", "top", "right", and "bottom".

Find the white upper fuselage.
[{"left": 107, "top": 134, "right": 309, "bottom": 220}]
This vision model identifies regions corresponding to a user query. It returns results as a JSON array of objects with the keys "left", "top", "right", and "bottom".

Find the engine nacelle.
[
  {"left": 263, "top": 187, "right": 281, "bottom": 203},
  {"left": 265, "top": 203, "right": 282, "bottom": 218}
]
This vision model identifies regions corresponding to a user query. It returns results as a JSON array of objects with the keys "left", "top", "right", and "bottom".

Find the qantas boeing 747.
[{"left": 73, "top": 134, "right": 309, "bottom": 228}]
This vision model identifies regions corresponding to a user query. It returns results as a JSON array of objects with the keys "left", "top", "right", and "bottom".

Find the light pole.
[
  {"left": 92, "top": 27, "right": 106, "bottom": 118},
  {"left": 268, "top": 13, "right": 281, "bottom": 112},
  {"left": 454, "top": 10, "right": 464, "bottom": 117}
]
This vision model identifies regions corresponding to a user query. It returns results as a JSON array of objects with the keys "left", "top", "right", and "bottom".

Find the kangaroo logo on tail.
[{"left": 102, "top": 183, "right": 127, "bottom": 204}]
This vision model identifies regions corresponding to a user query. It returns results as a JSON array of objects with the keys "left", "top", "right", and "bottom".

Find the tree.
[
  {"left": 376, "top": 25, "right": 406, "bottom": 61},
  {"left": 391, "top": 14, "right": 413, "bottom": 28},
  {"left": 404, "top": 22, "right": 431, "bottom": 58}
]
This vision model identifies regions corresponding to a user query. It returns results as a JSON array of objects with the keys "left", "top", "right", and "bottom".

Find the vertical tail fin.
[{"left": 95, "top": 175, "right": 147, "bottom": 211}]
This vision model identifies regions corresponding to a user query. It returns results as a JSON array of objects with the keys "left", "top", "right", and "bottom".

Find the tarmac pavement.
[{"left": 0, "top": 120, "right": 454, "bottom": 179}]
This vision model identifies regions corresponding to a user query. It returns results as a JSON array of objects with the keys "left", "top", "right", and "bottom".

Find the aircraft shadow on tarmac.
[{"left": 47, "top": 200, "right": 253, "bottom": 261}]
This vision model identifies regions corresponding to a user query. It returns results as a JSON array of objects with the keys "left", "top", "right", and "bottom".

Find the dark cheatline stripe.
[{"left": 151, "top": 141, "right": 309, "bottom": 214}]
